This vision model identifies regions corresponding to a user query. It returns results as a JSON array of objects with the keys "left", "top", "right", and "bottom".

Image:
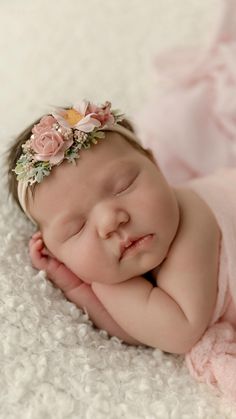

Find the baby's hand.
[
  {"left": 29, "top": 231, "right": 140, "bottom": 345},
  {"left": 29, "top": 230, "right": 83, "bottom": 292},
  {"left": 29, "top": 231, "right": 62, "bottom": 276}
]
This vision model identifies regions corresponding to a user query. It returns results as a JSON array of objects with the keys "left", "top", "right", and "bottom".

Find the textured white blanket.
[{"left": 1, "top": 0, "right": 236, "bottom": 417}]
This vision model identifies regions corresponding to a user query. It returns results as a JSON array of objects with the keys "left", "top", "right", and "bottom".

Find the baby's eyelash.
[
  {"left": 77, "top": 221, "right": 86, "bottom": 233},
  {"left": 114, "top": 174, "right": 138, "bottom": 195},
  {"left": 116, "top": 182, "right": 132, "bottom": 194},
  {"left": 68, "top": 221, "right": 86, "bottom": 239}
]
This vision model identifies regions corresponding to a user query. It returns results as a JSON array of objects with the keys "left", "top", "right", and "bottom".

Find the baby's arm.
[
  {"left": 29, "top": 232, "right": 141, "bottom": 346},
  {"left": 92, "top": 277, "right": 207, "bottom": 354}
]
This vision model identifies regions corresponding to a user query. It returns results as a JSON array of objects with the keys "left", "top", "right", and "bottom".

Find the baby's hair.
[{"left": 5, "top": 112, "right": 155, "bottom": 214}]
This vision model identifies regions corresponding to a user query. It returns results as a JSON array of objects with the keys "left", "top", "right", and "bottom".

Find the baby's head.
[{"left": 7, "top": 100, "right": 180, "bottom": 284}]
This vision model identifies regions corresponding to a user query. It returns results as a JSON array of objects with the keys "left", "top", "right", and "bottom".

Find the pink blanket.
[
  {"left": 134, "top": 0, "right": 236, "bottom": 402},
  {"left": 134, "top": 0, "right": 236, "bottom": 186},
  {"left": 185, "top": 169, "right": 236, "bottom": 402}
]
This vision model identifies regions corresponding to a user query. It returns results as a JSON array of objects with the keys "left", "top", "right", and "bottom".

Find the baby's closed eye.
[
  {"left": 113, "top": 173, "right": 139, "bottom": 196},
  {"left": 58, "top": 219, "right": 86, "bottom": 243},
  {"left": 67, "top": 220, "right": 86, "bottom": 238}
]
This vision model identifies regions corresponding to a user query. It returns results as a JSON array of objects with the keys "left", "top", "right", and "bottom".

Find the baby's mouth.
[{"left": 119, "top": 234, "right": 153, "bottom": 260}]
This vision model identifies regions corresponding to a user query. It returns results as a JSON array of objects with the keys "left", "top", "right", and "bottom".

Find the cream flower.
[{"left": 52, "top": 100, "right": 102, "bottom": 133}]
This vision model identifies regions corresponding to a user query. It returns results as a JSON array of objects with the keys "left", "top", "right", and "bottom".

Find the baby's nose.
[{"left": 94, "top": 203, "right": 129, "bottom": 239}]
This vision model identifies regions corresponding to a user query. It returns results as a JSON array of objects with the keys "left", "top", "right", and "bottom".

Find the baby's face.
[{"left": 29, "top": 133, "right": 179, "bottom": 284}]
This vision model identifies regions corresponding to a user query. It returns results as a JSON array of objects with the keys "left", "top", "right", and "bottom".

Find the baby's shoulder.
[
  {"left": 158, "top": 187, "right": 221, "bottom": 281},
  {"left": 182, "top": 168, "right": 236, "bottom": 213}
]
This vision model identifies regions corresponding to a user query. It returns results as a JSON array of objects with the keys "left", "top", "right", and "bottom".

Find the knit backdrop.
[{"left": 1, "top": 0, "right": 235, "bottom": 418}]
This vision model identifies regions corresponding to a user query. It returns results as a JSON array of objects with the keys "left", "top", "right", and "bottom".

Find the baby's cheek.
[
  {"left": 64, "top": 256, "right": 95, "bottom": 284},
  {"left": 61, "top": 242, "right": 118, "bottom": 284},
  {"left": 62, "top": 261, "right": 91, "bottom": 283}
]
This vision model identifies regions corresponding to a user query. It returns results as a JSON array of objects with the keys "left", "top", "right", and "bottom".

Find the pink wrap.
[
  {"left": 185, "top": 169, "right": 236, "bottom": 401},
  {"left": 133, "top": 0, "right": 236, "bottom": 401}
]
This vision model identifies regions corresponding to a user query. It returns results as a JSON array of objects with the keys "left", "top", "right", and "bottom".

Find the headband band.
[
  {"left": 14, "top": 101, "right": 139, "bottom": 224},
  {"left": 17, "top": 181, "right": 36, "bottom": 224}
]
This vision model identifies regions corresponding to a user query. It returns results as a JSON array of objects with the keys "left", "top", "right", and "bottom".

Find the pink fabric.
[
  {"left": 134, "top": 0, "right": 236, "bottom": 185},
  {"left": 184, "top": 169, "right": 236, "bottom": 402},
  {"left": 133, "top": 0, "right": 236, "bottom": 401}
]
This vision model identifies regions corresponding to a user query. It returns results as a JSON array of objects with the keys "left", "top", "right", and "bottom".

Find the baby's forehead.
[
  {"left": 32, "top": 133, "right": 137, "bottom": 203},
  {"left": 60, "top": 132, "right": 136, "bottom": 175}
]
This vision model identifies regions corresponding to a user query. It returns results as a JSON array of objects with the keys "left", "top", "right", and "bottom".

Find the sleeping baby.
[
  {"left": 6, "top": 99, "right": 222, "bottom": 354},
  {"left": 5, "top": 0, "right": 236, "bottom": 400}
]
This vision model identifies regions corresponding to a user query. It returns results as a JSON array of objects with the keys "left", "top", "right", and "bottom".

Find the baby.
[{"left": 6, "top": 99, "right": 220, "bottom": 355}]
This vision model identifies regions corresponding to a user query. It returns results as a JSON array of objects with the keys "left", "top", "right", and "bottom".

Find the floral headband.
[{"left": 13, "top": 99, "right": 139, "bottom": 224}]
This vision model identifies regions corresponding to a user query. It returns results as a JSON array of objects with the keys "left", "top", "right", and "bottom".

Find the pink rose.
[
  {"left": 31, "top": 131, "right": 73, "bottom": 165},
  {"left": 32, "top": 116, "right": 56, "bottom": 135},
  {"left": 87, "top": 101, "right": 115, "bottom": 126},
  {"left": 93, "top": 110, "right": 115, "bottom": 126}
]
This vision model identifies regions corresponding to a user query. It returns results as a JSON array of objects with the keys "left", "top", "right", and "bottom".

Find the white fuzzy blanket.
[{"left": 1, "top": 0, "right": 236, "bottom": 417}]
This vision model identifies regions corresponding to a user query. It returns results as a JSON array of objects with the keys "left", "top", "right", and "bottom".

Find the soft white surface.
[{"left": 1, "top": 0, "right": 236, "bottom": 417}]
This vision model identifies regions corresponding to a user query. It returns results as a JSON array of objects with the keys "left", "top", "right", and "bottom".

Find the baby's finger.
[
  {"left": 33, "top": 238, "right": 44, "bottom": 249},
  {"left": 30, "top": 236, "right": 53, "bottom": 257},
  {"left": 31, "top": 231, "right": 42, "bottom": 240},
  {"left": 41, "top": 247, "right": 51, "bottom": 256},
  {"left": 29, "top": 239, "right": 45, "bottom": 259},
  {"left": 29, "top": 235, "right": 42, "bottom": 247},
  {"left": 29, "top": 240, "right": 48, "bottom": 270}
]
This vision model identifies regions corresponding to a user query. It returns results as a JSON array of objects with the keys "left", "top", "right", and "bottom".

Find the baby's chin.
[
  {"left": 82, "top": 255, "right": 169, "bottom": 286},
  {"left": 82, "top": 247, "right": 170, "bottom": 285},
  {"left": 133, "top": 247, "right": 169, "bottom": 276}
]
